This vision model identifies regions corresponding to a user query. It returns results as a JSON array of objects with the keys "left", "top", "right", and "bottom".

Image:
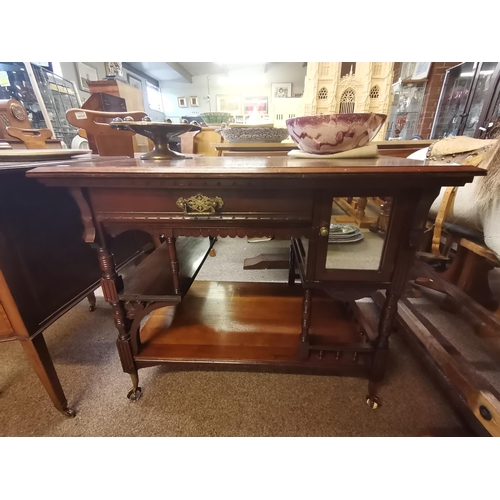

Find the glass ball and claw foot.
[{"left": 110, "top": 116, "right": 201, "bottom": 160}]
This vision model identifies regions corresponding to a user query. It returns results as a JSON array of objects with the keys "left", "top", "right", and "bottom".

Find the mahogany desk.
[
  {"left": 0, "top": 157, "right": 153, "bottom": 416},
  {"left": 28, "top": 156, "right": 484, "bottom": 408}
]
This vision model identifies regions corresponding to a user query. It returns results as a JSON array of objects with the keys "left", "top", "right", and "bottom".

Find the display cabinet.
[
  {"left": 431, "top": 62, "right": 500, "bottom": 139},
  {"left": 385, "top": 80, "right": 426, "bottom": 140},
  {"left": 0, "top": 62, "right": 81, "bottom": 147}
]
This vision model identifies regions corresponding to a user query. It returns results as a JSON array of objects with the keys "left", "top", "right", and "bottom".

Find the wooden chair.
[
  {"left": 6, "top": 126, "right": 54, "bottom": 149},
  {"left": 66, "top": 109, "right": 149, "bottom": 157},
  {"left": 0, "top": 98, "right": 56, "bottom": 149}
]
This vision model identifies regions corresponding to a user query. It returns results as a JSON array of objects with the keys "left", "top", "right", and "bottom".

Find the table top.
[
  {"left": 27, "top": 155, "right": 485, "bottom": 180},
  {"left": 0, "top": 155, "right": 126, "bottom": 173}
]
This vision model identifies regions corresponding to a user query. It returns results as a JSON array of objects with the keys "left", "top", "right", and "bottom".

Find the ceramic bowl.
[
  {"left": 286, "top": 113, "right": 387, "bottom": 154},
  {"left": 217, "top": 126, "right": 290, "bottom": 143},
  {"left": 200, "top": 112, "right": 234, "bottom": 125}
]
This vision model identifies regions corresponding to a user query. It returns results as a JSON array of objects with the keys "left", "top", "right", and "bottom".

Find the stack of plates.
[{"left": 328, "top": 224, "right": 364, "bottom": 244}]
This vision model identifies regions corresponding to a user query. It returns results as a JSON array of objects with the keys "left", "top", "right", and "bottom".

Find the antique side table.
[{"left": 28, "top": 156, "right": 484, "bottom": 408}]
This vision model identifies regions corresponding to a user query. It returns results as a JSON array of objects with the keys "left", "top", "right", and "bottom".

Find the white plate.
[
  {"left": 328, "top": 233, "right": 364, "bottom": 244},
  {"left": 0, "top": 149, "right": 92, "bottom": 162}
]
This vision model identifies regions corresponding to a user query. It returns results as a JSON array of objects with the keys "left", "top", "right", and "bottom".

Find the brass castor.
[
  {"left": 366, "top": 396, "right": 381, "bottom": 410},
  {"left": 89, "top": 304, "right": 96, "bottom": 312},
  {"left": 60, "top": 406, "right": 76, "bottom": 418},
  {"left": 127, "top": 387, "right": 142, "bottom": 402}
]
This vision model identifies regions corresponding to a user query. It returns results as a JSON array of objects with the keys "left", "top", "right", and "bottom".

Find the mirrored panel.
[{"left": 324, "top": 196, "right": 390, "bottom": 270}]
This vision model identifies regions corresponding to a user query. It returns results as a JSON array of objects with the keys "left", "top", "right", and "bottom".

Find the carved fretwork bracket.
[{"left": 69, "top": 188, "right": 96, "bottom": 243}]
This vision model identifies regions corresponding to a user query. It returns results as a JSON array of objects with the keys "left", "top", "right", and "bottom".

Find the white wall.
[
  {"left": 59, "top": 62, "right": 107, "bottom": 103},
  {"left": 160, "top": 62, "right": 307, "bottom": 119},
  {"left": 121, "top": 67, "right": 165, "bottom": 121}
]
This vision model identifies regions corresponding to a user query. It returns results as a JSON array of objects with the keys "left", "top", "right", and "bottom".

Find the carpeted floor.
[{"left": 0, "top": 238, "right": 479, "bottom": 437}]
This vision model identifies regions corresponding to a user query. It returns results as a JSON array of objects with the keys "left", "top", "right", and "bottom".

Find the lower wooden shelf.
[{"left": 134, "top": 281, "right": 373, "bottom": 374}]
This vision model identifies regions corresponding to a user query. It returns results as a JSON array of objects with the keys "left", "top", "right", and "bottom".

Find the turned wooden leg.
[
  {"left": 98, "top": 247, "right": 140, "bottom": 399},
  {"left": 355, "top": 197, "right": 368, "bottom": 220},
  {"left": 299, "top": 289, "right": 312, "bottom": 359},
  {"left": 167, "top": 237, "right": 181, "bottom": 294},
  {"left": 87, "top": 291, "right": 97, "bottom": 312},
  {"left": 367, "top": 292, "right": 399, "bottom": 409},
  {"left": 370, "top": 197, "right": 392, "bottom": 236},
  {"left": 20, "top": 333, "right": 75, "bottom": 417}
]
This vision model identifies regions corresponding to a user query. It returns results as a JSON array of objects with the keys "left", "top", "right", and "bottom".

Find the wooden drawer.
[{"left": 89, "top": 187, "right": 314, "bottom": 227}]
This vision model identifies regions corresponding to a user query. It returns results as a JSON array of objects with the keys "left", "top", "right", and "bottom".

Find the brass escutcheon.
[{"left": 176, "top": 193, "right": 224, "bottom": 215}]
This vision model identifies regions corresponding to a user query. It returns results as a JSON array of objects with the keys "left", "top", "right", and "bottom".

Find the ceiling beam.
[{"left": 166, "top": 62, "right": 193, "bottom": 83}]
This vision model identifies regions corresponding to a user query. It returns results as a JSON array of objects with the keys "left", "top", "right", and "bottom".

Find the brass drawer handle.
[{"left": 176, "top": 193, "right": 224, "bottom": 215}]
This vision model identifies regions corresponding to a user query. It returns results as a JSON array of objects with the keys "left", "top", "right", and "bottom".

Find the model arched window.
[
  {"left": 370, "top": 85, "right": 380, "bottom": 99},
  {"left": 319, "top": 63, "right": 330, "bottom": 77},
  {"left": 339, "top": 88, "right": 355, "bottom": 114},
  {"left": 317, "top": 87, "right": 328, "bottom": 100}
]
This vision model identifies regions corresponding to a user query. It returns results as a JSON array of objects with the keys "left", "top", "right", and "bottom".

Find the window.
[
  {"left": 341, "top": 62, "right": 356, "bottom": 77},
  {"left": 317, "top": 87, "right": 328, "bottom": 100},
  {"left": 319, "top": 63, "right": 330, "bottom": 77},
  {"left": 146, "top": 81, "right": 163, "bottom": 112},
  {"left": 372, "top": 63, "right": 382, "bottom": 77},
  {"left": 339, "top": 88, "right": 355, "bottom": 114},
  {"left": 370, "top": 85, "right": 380, "bottom": 99}
]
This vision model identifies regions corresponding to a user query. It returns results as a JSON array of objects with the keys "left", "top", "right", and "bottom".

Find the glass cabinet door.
[
  {"left": 385, "top": 81, "right": 427, "bottom": 140},
  {"left": 314, "top": 195, "right": 402, "bottom": 282},
  {"left": 0, "top": 62, "right": 80, "bottom": 147},
  {"left": 0, "top": 61, "right": 48, "bottom": 129},
  {"left": 478, "top": 79, "right": 500, "bottom": 139},
  {"left": 431, "top": 62, "right": 476, "bottom": 139},
  {"left": 30, "top": 64, "right": 80, "bottom": 147},
  {"left": 462, "top": 62, "right": 499, "bottom": 137}
]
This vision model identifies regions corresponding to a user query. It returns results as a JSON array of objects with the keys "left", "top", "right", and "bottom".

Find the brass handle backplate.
[
  {"left": 176, "top": 193, "right": 224, "bottom": 215},
  {"left": 319, "top": 226, "right": 329, "bottom": 237}
]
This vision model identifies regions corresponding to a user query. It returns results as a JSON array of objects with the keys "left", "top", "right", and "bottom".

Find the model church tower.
[{"left": 301, "top": 62, "right": 394, "bottom": 140}]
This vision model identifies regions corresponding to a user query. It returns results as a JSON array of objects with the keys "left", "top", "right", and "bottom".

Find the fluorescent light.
[{"left": 460, "top": 72, "right": 474, "bottom": 77}]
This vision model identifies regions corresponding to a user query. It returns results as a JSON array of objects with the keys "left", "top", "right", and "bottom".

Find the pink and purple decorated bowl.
[{"left": 286, "top": 113, "right": 387, "bottom": 154}]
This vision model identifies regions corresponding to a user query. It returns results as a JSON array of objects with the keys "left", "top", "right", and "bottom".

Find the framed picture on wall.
[
  {"left": 216, "top": 94, "right": 242, "bottom": 114},
  {"left": 75, "top": 62, "right": 98, "bottom": 92},
  {"left": 271, "top": 83, "right": 292, "bottom": 99},
  {"left": 412, "top": 62, "right": 432, "bottom": 80},
  {"left": 190, "top": 96, "right": 199, "bottom": 107},
  {"left": 178, "top": 97, "right": 188, "bottom": 108},
  {"left": 127, "top": 74, "right": 142, "bottom": 91},
  {"left": 243, "top": 96, "right": 268, "bottom": 114}
]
